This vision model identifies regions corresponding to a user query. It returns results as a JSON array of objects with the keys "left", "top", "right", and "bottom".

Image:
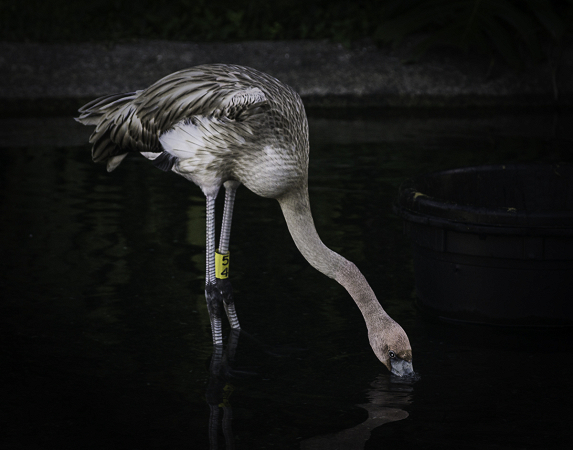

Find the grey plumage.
[
  {"left": 76, "top": 64, "right": 413, "bottom": 375},
  {"left": 76, "top": 64, "right": 306, "bottom": 196}
]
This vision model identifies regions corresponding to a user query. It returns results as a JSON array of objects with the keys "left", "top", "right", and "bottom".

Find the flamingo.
[{"left": 76, "top": 64, "right": 414, "bottom": 376}]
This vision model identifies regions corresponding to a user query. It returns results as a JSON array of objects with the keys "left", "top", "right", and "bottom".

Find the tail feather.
[
  {"left": 76, "top": 92, "right": 137, "bottom": 124},
  {"left": 107, "top": 153, "right": 128, "bottom": 172},
  {"left": 76, "top": 92, "right": 152, "bottom": 168}
]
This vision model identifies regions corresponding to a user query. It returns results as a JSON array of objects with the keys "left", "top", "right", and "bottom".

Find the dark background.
[
  {"left": 2, "top": 0, "right": 573, "bottom": 70},
  {"left": 2, "top": 1, "right": 573, "bottom": 449}
]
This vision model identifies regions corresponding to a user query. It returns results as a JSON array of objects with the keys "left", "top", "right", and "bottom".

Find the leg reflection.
[{"left": 205, "top": 329, "right": 241, "bottom": 450}]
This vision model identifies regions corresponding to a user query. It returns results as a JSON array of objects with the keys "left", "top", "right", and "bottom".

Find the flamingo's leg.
[
  {"left": 205, "top": 190, "right": 223, "bottom": 345},
  {"left": 217, "top": 181, "right": 241, "bottom": 329}
]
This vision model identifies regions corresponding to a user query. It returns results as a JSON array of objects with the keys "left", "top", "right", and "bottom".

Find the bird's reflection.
[
  {"left": 204, "top": 328, "right": 302, "bottom": 449},
  {"left": 205, "top": 329, "right": 241, "bottom": 450},
  {"left": 205, "top": 330, "right": 416, "bottom": 449},
  {"left": 300, "top": 373, "right": 416, "bottom": 449}
]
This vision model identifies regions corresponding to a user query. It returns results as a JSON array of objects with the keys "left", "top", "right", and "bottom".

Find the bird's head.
[{"left": 368, "top": 319, "right": 414, "bottom": 377}]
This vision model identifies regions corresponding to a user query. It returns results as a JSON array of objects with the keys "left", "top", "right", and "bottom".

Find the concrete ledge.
[{"left": 1, "top": 39, "right": 572, "bottom": 110}]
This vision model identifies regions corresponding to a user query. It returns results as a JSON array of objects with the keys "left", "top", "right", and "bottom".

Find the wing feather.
[{"left": 76, "top": 64, "right": 273, "bottom": 170}]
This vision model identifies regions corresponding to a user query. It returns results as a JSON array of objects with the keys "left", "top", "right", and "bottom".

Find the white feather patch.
[
  {"left": 159, "top": 115, "right": 246, "bottom": 162},
  {"left": 140, "top": 152, "right": 160, "bottom": 160},
  {"left": 159, "top": 119, "right": 209, "bottom": 160}
]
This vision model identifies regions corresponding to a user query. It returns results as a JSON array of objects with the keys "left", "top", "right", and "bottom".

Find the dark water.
[{"left": 1, "top": 109, "right": 573, "bottom": 449}]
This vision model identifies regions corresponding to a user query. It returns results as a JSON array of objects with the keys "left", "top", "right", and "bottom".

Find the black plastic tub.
[{"left": 394, "top": 163, "right": 573, "bottom": 326}]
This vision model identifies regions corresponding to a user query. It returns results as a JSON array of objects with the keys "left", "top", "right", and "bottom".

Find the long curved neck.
[{"left": 277, "top": 186, "right": 387, "bottom": 321}]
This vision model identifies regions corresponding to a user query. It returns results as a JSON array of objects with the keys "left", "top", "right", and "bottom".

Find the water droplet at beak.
[{"left": 391, "top": 359, "right": 414, "bottom": 377}]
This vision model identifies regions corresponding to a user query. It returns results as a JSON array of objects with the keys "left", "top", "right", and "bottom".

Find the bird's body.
[
  {"left": 77, "top": 64, "right": 414, "bottom": 376},
  {"left": 78, "top": 65, "right": 307, "bottom": 199}
]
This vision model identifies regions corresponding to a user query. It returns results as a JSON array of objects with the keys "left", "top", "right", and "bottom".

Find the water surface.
[{"left": 1, "top": 109, "right": 572, "bottom": 449}]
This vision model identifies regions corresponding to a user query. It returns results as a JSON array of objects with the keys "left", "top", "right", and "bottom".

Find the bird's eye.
[{"left": 389, "top": 351, "right": 396, "bottom": 358}]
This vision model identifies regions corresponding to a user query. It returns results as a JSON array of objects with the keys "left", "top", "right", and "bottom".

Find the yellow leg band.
[{"left": 215, "top": 250, "right": 230, "bottom": 279}]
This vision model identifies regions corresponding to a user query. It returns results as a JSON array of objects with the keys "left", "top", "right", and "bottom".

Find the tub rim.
[{"left": 394, "top": 162, "right": 573, "bottom": 235}]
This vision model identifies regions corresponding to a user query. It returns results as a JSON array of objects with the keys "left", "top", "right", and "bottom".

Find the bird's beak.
[{"left": 390, "top": 358, "right": 414, "bottom": 377}]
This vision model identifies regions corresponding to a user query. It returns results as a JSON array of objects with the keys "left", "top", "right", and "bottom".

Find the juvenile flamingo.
[{"left": 76, "top": 64, "right": 414, "bottom": 376}]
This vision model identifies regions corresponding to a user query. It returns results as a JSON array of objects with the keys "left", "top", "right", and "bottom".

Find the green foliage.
[
  {"left": 374, "top": 0, "right": 573, "bottom": 67},
  {"left": 1, "top": 0, "right": 571, "bottom": 68},
  {"left": 0, "top": 0, "right": 381, "bottom": 42}
]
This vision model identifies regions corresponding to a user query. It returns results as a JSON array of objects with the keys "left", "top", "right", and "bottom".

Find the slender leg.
[
  {"left": 205, "top": 192, "right": 223, "bottom": 345},
  {"left": 217, "top": 181, "right": 241, "bottom": 330},
  {"left": 219, "top": 181, "right": 239, "bottom": 254}
]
